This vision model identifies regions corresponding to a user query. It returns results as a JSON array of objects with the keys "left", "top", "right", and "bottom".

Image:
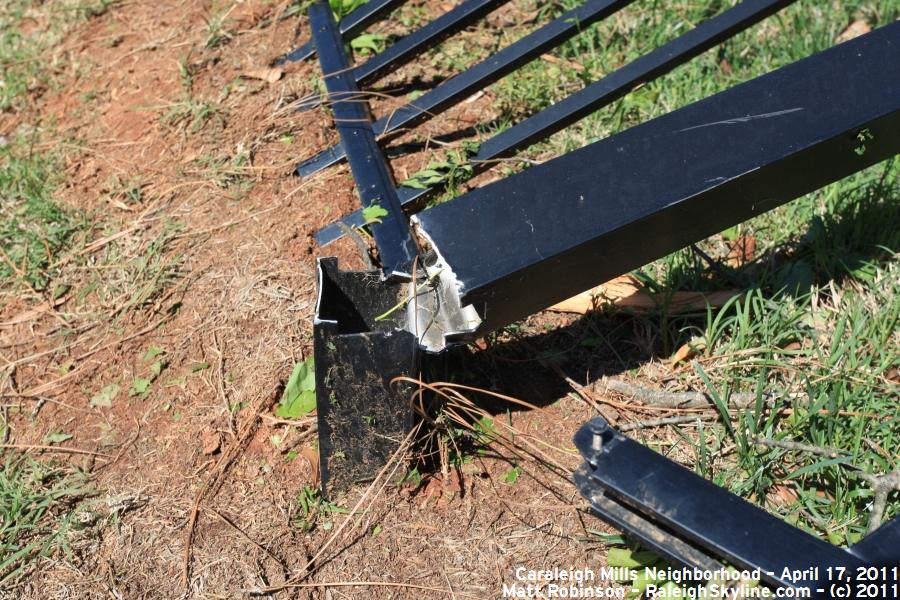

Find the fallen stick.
[
  {"left": 858, "top": 471, "right": 900, "bottom": 533},
  {"left": 251, "top": 580, "right": 481, "bottom": 598},
  {"left": 600, "top": 378, "right": 765, "bottom": 409},
  {"left": 751, "top": 437, "right": 846, "bottom": 459},
  {"left": 752, "top": 437, "right": 899, "bottom": 533},
  {"left": 0, "top": 443, "right": 112, "bottom": 458},
  {"left": 595, "top": 380, "right": 878, "bottom": 418},
  {"left": 620, "top": 415, "right": 713, "bottom": 432}
]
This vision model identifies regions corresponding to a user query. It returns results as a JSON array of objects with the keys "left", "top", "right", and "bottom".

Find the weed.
[
  {"left": 162, "top": 99, "right": 224, "bottom": 134},
  {"left": 1, "top": 0, "right": 119, "bottom": 111},
  {"left": 102, "top": 174, "right": 146, "bottom": 208},
  {"left": 329, "top": 0, "right": 367, "bottom": 21},
  {"left": 292, "top": 485, "right": 348, "bottom": 531},
  {"left": 350, "top": 32, "right": 390, "bottom": 56},
  {"left": 205, "top": 3, "right": 235, "bottom": 49},
  {"left": 0, "top": 456, "right": 92, "bottom": 586},
  {"left": 0, "top": 141, "right": 83, "bottom": 290},
  {"left": 66, "top": 0, "right": 119, "bottom": 19},
  {"left": 189, "top": 146, "right": 254, "bottom": 193},
  {"left": 79, "top": 219, "right": 184, "bottom": 319},
  {"left": 400, "top": 145, "right": 476, "bottom": 202},
  {"left": 177, "top": 55, "right": 196, "bottom": 94}
]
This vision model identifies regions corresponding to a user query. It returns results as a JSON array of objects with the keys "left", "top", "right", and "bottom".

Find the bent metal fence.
[{"left": 282, "top": 1, "right": 900, "bottom": 594}]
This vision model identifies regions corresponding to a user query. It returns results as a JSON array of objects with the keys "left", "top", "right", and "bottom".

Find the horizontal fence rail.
[{"left": 314, "top": 0, "right": 799, "bottom": 245}]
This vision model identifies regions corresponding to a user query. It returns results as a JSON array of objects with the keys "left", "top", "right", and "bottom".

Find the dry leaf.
[
  {"left": 886, "top": 367, "right": 899, "bottom": 384},
  {"left": 541, "top": 53, "right": 585, "bottom": 72},
  {"left": 726, "top": 235, "right": 756, "bottom": 267},
  {"left": 550, "top": 275, "right": 739, "bottom": 315},
  {"left": 768, "top": 484, "right": 799, "bottom": 507},
  {"left": 836, "top": 19, "right": 871, "bottom": 43},
  {"left": 719, "top": 58, "right": 733, "bottom": 76},
  {"left": 420, "top": 476, "right": 444, "bottom": 506},
  {"left": 670, "top": 337, "right": 706, "bottom": 365},
  {"left": 670, "top": 343, "right": 698, "bottom": 365},
  {"left": 242, "top": 67, "right": 283, "bottom": 83},
  {"left": 231, "top": 3, "right": 269, "bottom": 27},
  {"left": 300, "top": 445, "right": 320, "bottom": 488}
]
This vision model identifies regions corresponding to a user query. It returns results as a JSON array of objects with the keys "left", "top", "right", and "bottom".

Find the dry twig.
[
  {"left": 0, "top": 444, "right": 112, "bottom": 458},
  {"left": 752, "top": 437, "right": 900, "bottom": 533}
]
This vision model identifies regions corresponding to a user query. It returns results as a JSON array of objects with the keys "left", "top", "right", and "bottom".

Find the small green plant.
[
  {"left": 276, "top": 358, "right": 316, "bottom": 419},
  {"left": 0, "top": 456, "right": 93, "bottom": 585},
  {"left": 189, "top": 147, "right": 253, "bottom": 192},
  {"left": 90, "top": 383, "right": 120, "bottom": 408},
  {"left": 329, "top": 0, "right": 367, "bottom": 20},
  {"left": 400, "top": 467, "right": 422, "bottom": 488},
  {"left": 70, "top": 0, "right": 119, "bottom": 19},
  {"left": 350, "top": 33, "right": 389, "bottom": 56},
  {"left": 128, "top": 351, "right": 167, "bottom": 400},
  {"left": 204, "top": 4, "right": 235, "bottom": 48},
  {"left": 103, "top": 174, "right": 146, "bottom": 207},
  {"left": 399, "top": 147, "right": 476, "bottom": 201},
  {"left": 104, "top": 222, "right": 184, "bottom": 318},
  {"left": 500, "top": 466, "right": 521, "bottom": 484},
  {"left": 361, "top": 203, "right": 389, "bottom": 225},
  {"left": 162, "top": 99, "right": 224, "bottom": 134},
  {"left": 292, "top": 485, "right": 347, "bottom": 531}
]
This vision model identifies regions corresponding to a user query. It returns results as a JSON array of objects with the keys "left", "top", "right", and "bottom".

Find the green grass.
[
  {"left": 0, "top": 140, "right": 83, "bottom": 291},
  {"left": 0, "top": 456, "right": 93, "bottom": 586},
  {"left": 492, "top": 1, "right": 900, "bottom": 154},
  {"left": 0, "top": 1, "right": 106, "bottom": 292},
  {"left": 0, "top": 1, "right": 45, "bottom": 112},
  {"left": 401, "top": 0, "right": 900, "bottom": 549},
  {"left": 0, "top": 0, "right": 115, "bottom": 113}
]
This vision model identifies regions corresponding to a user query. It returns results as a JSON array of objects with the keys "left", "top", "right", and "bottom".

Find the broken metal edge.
[
  {"left": 409, "top": 223, "right": 482, "bottom": 353},
  {"left": 310, "top": 252, "right": 478, "bottom": 492},
  {"left": 312, "top": 256, "right": 333, "bottom": 327}
]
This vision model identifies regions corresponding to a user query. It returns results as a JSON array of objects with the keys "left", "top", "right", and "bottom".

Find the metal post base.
[{"left": 313, "top": 258, "right": 421, "bottom": 494}]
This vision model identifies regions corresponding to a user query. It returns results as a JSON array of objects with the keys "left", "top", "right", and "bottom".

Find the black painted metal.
[
  {"left": 315, "top": 0, "right": 797, "bottom": 246},
  {"left": 277, "top": 0, "right": 406, "bottom": 65},
  {"left": 313, "top": 258, "right": 420, "bottom": 494},
  {"left": 296, "top": 0, "right": 636, "bottom": 178},
  {"left": 297, "top": 10, "right": 900, "bottom": 576},
  {"left": 848, "top": 517, "right": 900, "bottom": 565},
  {"left": 353, "top": 0, "right": 512, "bottom": 86},
  {"left": 308, "top": 1, "right": 418, "bottom": 278},
  {"left": 573, "top": 417, "right": 900, "bottom": 595},
  {"left": 572, "top": 465, "right": 727, "bottom": 574},
  {"left": 413, "top": 21, "right": 900, "bottom": 338}
]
